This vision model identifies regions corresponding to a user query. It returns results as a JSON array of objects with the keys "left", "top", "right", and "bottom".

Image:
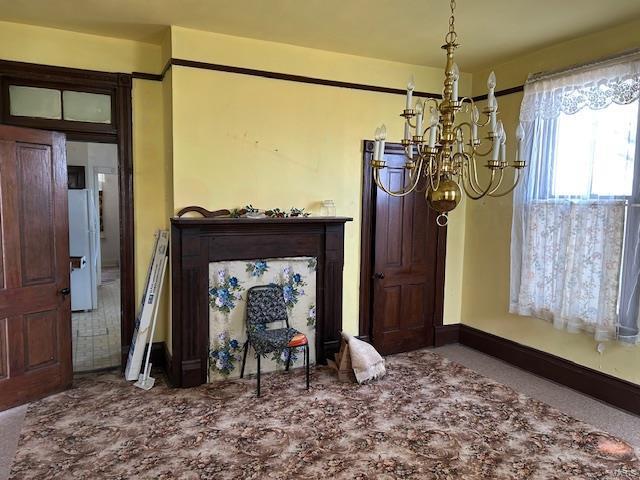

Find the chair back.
[{"left": 246, "top": 285, "right": 289, "bottom": 332}]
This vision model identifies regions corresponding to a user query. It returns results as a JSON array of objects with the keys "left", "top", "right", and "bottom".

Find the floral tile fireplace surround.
[
  {"left": 170, "top": 216, "right": 352, "bottom": 387},
  {"left": 208, "top": 256, "right": 317, "bottom": 381}
]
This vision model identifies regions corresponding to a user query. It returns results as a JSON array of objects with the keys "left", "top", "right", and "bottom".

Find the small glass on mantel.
[{"left": 320, "top": 200, "right": 336, "bottom": 217}]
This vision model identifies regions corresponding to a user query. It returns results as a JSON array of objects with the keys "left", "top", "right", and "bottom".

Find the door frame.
[
  {"left": 359, "top": 140, "right": 447, "bottom": 343},
  {"left": 0, "top": 59, "right": 135, "bottom": 367}
]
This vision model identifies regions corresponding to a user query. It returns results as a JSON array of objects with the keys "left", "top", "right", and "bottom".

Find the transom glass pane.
[
  {"left": 62, "top": 91, "right": 112, "bottom": 124},
  {"left": 9, "top": 85, "right": 62, "bottom": 119}
]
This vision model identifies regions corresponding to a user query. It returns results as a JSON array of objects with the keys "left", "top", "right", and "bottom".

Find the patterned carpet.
[{"left": 9, "top": 350, "right": 640, "bottom": 479}]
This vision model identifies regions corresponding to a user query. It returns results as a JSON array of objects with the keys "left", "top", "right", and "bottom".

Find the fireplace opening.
[{"left": 208, "top": 256, "right": 317, "bottom": 382}]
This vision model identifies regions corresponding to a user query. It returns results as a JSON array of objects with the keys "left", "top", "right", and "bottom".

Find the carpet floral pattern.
[{"left": 10, "top": 350, "right": 640, "bottom": 479}]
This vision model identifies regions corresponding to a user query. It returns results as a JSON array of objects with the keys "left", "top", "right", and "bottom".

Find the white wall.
[
  {"left": 100, "top": 173, "right": 120, "bottom": 267},
  {"left": 66, "top": 141, "right": 119, "bottom": 276}
]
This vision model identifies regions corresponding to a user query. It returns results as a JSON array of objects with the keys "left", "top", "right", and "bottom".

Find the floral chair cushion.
[{"left": 250, "top": 327, "right": 299, "bottom": 356}]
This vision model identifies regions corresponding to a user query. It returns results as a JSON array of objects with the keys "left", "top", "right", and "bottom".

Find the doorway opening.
[
  {"left": 0, "top": 59, "right": 135, "bottom": 372},
  {"left": 67, "top": 142, "right": 121, "bottom": 371}
]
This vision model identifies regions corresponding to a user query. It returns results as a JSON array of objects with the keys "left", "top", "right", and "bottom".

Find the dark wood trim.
[
  {"left": 471, "top": 85, "right": 525, "bottom": 102},
  {"left": 169, "top": 58, "right": 440, "bottom": 98},
  {"left": 358, "top": 140, "right": 448, "bottom": 343},
  {"left": 133, "top": 57, "right": 529, "bottom": 103},
  {"left": 132, "top": 57, "right": 441, "bottom": 98},
  {"left": 115, "top": 73, "right": 136, "bottom": 368},
  {"left": 459, "top": 324, "right": 640, "bottom": 416},
  {"left": 434, "top": 324, "right": 460, "bottom": 347},
  {"left": 358, "top": 140, "right": 376, "bottom": 340},
  {"left": 170, "top": 216, "right": 352, "bottom": 387},
  {"left": 0, "top": 59, "right": 136, "bottom": 371},
  {"left": 131, "top": 71, "right": 164, "bottom": 82},
  {"left": 0, "top": 59, "right": 125, "bottom": 87}
]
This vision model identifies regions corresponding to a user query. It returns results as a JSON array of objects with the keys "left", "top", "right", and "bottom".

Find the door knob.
[
  {"left": 373, "top": 272, "right": 385, "bottom": 280},
  {"left": 59, "top": 287, "right": 71, "bottom": 299}
]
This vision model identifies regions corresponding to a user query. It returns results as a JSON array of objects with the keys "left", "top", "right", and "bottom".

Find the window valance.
[{"left": 520, "top": 52, "right": 640, "bottom": 121}]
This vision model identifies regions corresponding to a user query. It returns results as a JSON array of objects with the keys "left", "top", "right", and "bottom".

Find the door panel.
[
  {"left": 18, "top": 144, "right": 56, "bottom": 285},
  {"left": 24, "top": 310, "right": 59, "bottom": 370},
  {"left": 0, "top": 318, "right": 7, "bottom": 379},
  {"left": 372, "top": 146, "right": 439, "bottom": 355},
  {"left": 0, "top": 125, "right": 71, "bottom": 412}
]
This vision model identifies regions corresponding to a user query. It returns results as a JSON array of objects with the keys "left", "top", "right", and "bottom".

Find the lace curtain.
[
  {"left": 520, "top": 54, "right": 640, "bottom": 121},
  {"left": 511, "top": 53, "right": 640, "bottom": 342}
]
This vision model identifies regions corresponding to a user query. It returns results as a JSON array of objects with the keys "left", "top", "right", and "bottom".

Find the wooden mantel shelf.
[
  {"left": 169, "top": 215, "right": 352, "bottom": 388},
  {"left": 171, "top": 216, "right": 353, "bottom": 225}
]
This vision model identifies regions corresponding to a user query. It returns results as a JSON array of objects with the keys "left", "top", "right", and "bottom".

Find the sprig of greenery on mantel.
[{"left": 229, "top": 205, "right": 311, "bottom": 218}]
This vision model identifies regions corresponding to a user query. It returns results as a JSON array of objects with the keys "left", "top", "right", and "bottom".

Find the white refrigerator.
[{"left": 68, "top": 189, "right": 100, "bottom": 311}]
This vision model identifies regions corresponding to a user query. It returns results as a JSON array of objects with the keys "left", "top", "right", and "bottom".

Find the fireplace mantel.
[{"left": 169, "top": 216, "right": 352, "bottom": 387}]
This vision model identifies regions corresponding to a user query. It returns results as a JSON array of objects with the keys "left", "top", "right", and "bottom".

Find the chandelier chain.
[{"left": 446, "top": 0, "right": 457, "bottom": 44}]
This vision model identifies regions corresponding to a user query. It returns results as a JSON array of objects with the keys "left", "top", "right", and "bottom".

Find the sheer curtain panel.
[{"left": 511, "top": 52, "right": 640, "bottom": 342}]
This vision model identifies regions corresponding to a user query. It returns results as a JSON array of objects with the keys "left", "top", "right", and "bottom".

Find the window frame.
[
  {"left": 537, "top": 103, "right": 640, "bottom": 202},
  {"left": 1, "top": 76, "right": 117, "bottom": 136}
]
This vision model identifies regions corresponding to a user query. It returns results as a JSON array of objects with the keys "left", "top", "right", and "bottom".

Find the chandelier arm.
[
  {"left": 461, "top": 168, "right": 497, "bottom": 200},
  {"left": 466, "top": 151, "right": 486, "bottom": 194},
  {"left": 424, "top": 97, "right": 441, "bottom": 112},
  {"left": 487, "top": 168, "right": 506, "bottom": 195},
  {"left": 373, "top": 167, "right": 422, "bottom": 198},
  {"left": 407, "top": 157, "right": 426, "bottom": 185},
  {"left": 411, "top": 160, "right": 428, "bottom": 193},
  {"left": 461, "top": 156, "right": 485, "bottom": 195},
  {"left": 472, "top": 139, "right": 495, "bottom": 158},
  {"left": 454, "top": 122, "right": 474, "bottom": 156},
  {"left": 488, "top": 168, "right": 523, "bottom": 197},
  {"left": 428, "top": 155, "right": 442, "bottom": 192}
]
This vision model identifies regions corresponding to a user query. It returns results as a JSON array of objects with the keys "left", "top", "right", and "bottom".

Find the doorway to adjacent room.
[
  {"left": 0, "top": 60, "right": 135, "bottom": 380},
  {"left": 67, "top": 141, "right": 121, "bottom": 371}
]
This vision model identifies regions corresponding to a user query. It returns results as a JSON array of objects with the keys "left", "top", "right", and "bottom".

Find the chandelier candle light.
[{"left": 371, "top": 0, "right": 527, "bottom": 226}]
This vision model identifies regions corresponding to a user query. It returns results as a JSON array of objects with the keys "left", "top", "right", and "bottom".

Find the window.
[
  {"left": 553, "top": 101, "right": 638, "bottom": 198},
  {"left": 62, "top": 91, "right": 112, "bottom": 123},
  {"left": 511, "top": 57, "right": 640, "bottom": 343},
  {"left": 9, "top": 85, "right": 62, "bottom": 119},
  {"left": 3, "top": 79, "right": 115, "bottom": 133}
]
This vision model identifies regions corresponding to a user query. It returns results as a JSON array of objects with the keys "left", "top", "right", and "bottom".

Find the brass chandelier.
[{"left": 371, "top": 0, "right": 527, "bottom": 226}]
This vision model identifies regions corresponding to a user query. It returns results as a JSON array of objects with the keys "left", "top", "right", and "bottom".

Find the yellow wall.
[
  {"left": 0, "top": 21, "right": 170, "bottom": 341},
  {"left": 463, "top": 20, "right": 640, "bottom": 384},
  {"left": 168, "top": 27, "right": 469, "bottom": 334},
  {"left": 10, "top": 17, "right": 640, "bottom": 383},
  {"left": 0, "top": 20, "right": 468, "bottom": 348}
]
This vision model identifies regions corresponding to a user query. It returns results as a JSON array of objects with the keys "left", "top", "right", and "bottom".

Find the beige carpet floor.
[{"left": 7, "top": 349, "right": 640, "bottom": 479}]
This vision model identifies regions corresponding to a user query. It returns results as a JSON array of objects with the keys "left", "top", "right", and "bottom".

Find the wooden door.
[
  {"left": 371, "top": 147, "right": 440, "bottom": 355},
  {"left": 0, "top": 125, "right": 72, "bottom": 411}
]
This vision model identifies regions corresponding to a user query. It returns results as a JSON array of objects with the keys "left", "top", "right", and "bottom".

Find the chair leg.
[
  {"left": 256, "top": 353, "right": 261, "bottom": 398},
  {"left": 285, "top": 347, "right": 291, "bottom": 372},
  {"left": 240, "top": 340, "right": 249, "bottom": 379},
  {"left": 305, "top": 343, "right": 310, "bottom": 390}
]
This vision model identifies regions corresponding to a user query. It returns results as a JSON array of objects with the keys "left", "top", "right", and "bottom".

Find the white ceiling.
[{"left": 1, "top": 0, "right": 639, "bottom": 70}]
